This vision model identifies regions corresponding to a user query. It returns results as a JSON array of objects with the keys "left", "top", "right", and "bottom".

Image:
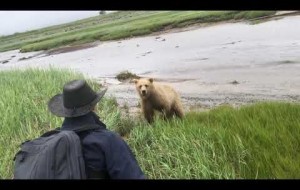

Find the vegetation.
[
  {"left": 1, "top": 69, "right": 299, "bottom": 179},
  {"left": 116, "top": 70, "right": 140, "bottom": 81},
  {"left": 0, "top": 11, "right": 276, "bottom": 53},
  {"left": 128, "top": 103, "right": 300, "bottom": 179}
]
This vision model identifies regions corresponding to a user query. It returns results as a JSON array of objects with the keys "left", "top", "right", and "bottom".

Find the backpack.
[{"left": 13, "top": 124, "right": 100, "bottom": 179}]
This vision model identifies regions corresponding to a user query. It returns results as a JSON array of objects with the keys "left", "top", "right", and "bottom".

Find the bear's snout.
[{"left": 141, "top": 90, "right": 147, "bottom": 95}]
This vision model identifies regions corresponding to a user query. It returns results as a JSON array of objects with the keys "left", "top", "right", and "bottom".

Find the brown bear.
[{"left": 132, "top": 78, "right": 184, "bottom": 123}]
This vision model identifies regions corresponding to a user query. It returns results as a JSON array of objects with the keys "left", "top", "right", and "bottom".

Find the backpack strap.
[
  {"left": 40, "top": 124, "right": 105, "bottom": 179},
  {"left": 41, "top": 127, "right": 61, "bottom": 137},
  {"left": 64, "top": 124, "right": 106, "bottom": 179},
  {"left": 72, "top": 124, "right": 101, "bottom": 133},
  {"left": 41, "top": 124, "right": 100, "bottom": 137},
  {"left": 88, "top": 170, "right": 109, "bottom": 179}
]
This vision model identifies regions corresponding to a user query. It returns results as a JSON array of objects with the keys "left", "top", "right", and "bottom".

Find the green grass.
[
  {"left": 1, "top": 69, "right": 299, "bottom": 179},
  {"left": 0, "top": 68, "right": 122, "bottom": 178},
  {"left": 233, "top": 11, "right": 276, "bottom": 20},
  {"left": 128, "top": 103, "right": 300, "bottom": 179},
  {"left": 0, "top": 11, "right": 276, "bottom": 53}
]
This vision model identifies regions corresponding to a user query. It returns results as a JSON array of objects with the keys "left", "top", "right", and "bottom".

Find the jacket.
[{"left": 61, "top": 112, "right": 146, "bottom": 179}]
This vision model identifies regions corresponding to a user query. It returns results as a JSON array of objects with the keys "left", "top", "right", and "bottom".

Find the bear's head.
[{"left": 132, "top": 78, "right": 154, "bottom": 100}]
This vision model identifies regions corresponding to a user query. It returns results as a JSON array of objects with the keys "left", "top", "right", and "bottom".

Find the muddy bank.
[
  {"left": 102, "top": 79, "right": 300, "bottom": 116},
  {"left": 1, "top": 14, "right": 300, "bottom": 115}
]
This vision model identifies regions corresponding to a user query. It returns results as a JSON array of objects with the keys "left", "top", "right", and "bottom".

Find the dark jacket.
[{"left": 61, "top": 112, "right": 146, "bottom": 179}]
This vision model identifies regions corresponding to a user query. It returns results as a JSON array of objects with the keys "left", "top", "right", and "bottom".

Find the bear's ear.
[
  {"left": 149, "top": 78, "right": 153, "bottom": 83},
  {"left": 132, "top": 79, "right": 138, "bottom": 84}
]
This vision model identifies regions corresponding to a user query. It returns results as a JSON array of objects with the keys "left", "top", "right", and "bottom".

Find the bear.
[{"left": 132, "top": 78, "right": 184, "bottom": 123}]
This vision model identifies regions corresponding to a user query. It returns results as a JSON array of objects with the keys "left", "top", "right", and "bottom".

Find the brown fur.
[{"left": 132, "top": 78, "right": 184, "bottom": 123}]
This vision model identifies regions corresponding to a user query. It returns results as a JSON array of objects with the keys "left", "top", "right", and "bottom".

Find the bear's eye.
[
  {"left": 139, "top": 85, "right": 142, "bottom": 89},
  {"left": 145, "top": 85, "right": 148, "bottom": 87}
]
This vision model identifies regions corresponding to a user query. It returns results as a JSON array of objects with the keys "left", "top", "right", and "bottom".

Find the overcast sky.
[{"left": 0, "top": 11, "right": 102, "bottom": 36}]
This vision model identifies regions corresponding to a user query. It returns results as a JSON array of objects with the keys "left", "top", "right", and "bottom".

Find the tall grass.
[
  {"left": 128, "top": 103, "right": 300, "bottom": 179},
  {"left": 0, "top": 11, "right": 276, "bottom": 53},
  {"left": 0, "top": 68, "right": 120, "bottom": 179},
  {"left": 1, "top": 69, "right": 299, "bottom": 179}
]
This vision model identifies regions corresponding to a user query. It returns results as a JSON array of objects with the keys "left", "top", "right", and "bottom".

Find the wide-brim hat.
[{"left": 48, "top": 80, "right": 107, "bottom": 117}]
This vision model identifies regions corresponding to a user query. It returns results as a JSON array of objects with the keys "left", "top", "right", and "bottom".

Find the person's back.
[
  {"left": 62, "top": 111, "right": 145, "bottom": 179},
  {"left": 47, "top": 79, "right": 146, "bottom": 179}
]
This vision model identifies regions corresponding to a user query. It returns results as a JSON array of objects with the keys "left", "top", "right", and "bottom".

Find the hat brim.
[{"left": 48, "top": 88, "right": 107, "bottom": 117}]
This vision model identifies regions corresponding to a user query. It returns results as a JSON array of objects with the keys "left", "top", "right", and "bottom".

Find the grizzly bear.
[{"left": 132, "top": 78, "right": 184, "bottom": 123}]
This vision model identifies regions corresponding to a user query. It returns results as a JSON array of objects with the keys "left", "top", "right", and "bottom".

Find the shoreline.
[
  {"left": 3, "top": 11, "right": 299, "bottom": 58},
  {"left": 1, "top": 13, "right": 300, "bottom": 116}
]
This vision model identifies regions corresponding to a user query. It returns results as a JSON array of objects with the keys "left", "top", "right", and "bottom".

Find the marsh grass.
[
  {"left": 128, "top": 103, "right": 300, "bottom": 179},
  {"left": 1, "top": 69, "right": 299, "bottom": 179},
  {"left": 0, "top": 11, "right": 276, "bottom": 53}
]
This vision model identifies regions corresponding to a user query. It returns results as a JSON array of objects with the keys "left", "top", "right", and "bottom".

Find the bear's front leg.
[{"left": 142, "top": 103, "right": 154, "bottom": 123}]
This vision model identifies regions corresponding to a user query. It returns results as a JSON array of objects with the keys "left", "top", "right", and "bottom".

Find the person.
[{"left": 48, "top": 79, "right": 146, "bottom": 179}]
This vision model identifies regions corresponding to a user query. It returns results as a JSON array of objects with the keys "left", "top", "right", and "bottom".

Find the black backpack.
[{"left": 13, "top": 125, "right": 99, "bottom": 179}]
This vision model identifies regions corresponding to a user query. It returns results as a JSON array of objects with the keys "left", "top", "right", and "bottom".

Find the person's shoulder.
[
  {"left": 94, "top": 127, "right": 118, "bottom": 136},
  {"left": 81, "top": 128, "right": 126, "bottom": 151},
  {"left": 84, "top": 127, "right": 122, "bottom": 142}
]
